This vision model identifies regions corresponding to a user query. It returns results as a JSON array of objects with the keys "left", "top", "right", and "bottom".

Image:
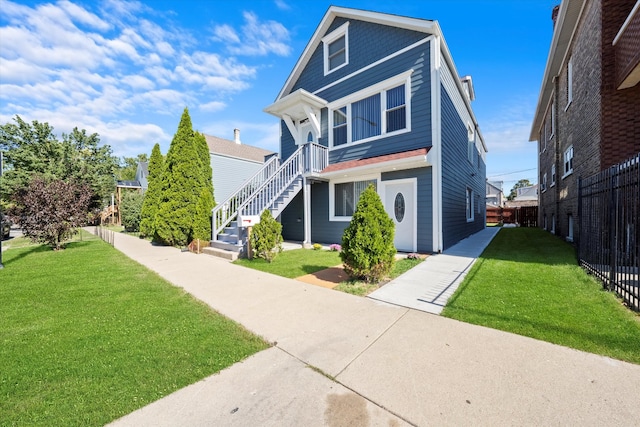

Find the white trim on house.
[
  {"left": 328, "top": 173, "right": 381, "bottom": 222},
  {"left": 381, "top": 177, "right": 418, "bottom": 253},
  {"left": 327, "top": 70, "right": 413, "bottom": 149},
  {"left": 430, "top": 34, "right": 443, "bottom": 253},
  {"left": 313, "top": 37, "right": 431, "bottom": 97},
  {"left": 322, "top": 22, "right": 349, "bottom": 75}
]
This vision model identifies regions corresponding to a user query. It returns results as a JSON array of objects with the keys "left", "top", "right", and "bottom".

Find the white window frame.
[
  {"left": 329, "top": 173, "right": 380, "bottom": 221},
  {"left": 565, "top": 56, "right": 573, "bottom": 110},
  {"left": 323, "top": 22, "right": 349, "bottom": 76},
  {"left": 551, "top": 164, "right": 556, "bottom": 187},
  {"left": 328, "top": 70, "right": 412, "bottom": 149},
  {"left": 550, "top": 100, "right": 555, "bottom": 138},
  {"left": 567, "top": 214, "right": 574, "bottom": 242},
  {"left": 563, "top": 145, "right": 574, "bottom": 178},
  {"left": 468, "top": 124, "right": 475, "bottom": 164},
  {"left": 466, "top": 187, "right": 474, "bottom": 222},
  {"left": 542, "top": 173, "right": 547, "bottom": 192}
]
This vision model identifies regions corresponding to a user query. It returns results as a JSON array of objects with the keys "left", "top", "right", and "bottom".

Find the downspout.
[{"left": 431, "top": 35, "right": 444, "bottom": 253}]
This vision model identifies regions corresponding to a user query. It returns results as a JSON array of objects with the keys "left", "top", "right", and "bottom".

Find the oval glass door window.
[{"left": 394, "top": 192, "right": 405, "bottom": 222}]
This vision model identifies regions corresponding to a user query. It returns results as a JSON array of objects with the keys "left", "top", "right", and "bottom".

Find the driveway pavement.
[{"left": 105, "top": 230, "right": 640, "bottom": 426}]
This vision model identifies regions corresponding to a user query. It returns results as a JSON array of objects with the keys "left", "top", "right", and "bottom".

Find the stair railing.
[
  {"left": 212, "top": 155, "right": 279, "bottom": 238},
  {"left": 211, "top": 143, "right": 328, "bottom": 239}
]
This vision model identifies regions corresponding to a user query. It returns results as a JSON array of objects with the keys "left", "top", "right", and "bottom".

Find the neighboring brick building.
[{"left": 530, "top": 0, "right": 640, "bottom": 242}]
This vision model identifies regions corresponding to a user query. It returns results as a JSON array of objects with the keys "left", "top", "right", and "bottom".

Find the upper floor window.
[
  {"left": 468, "top": 125, "right": 475, "bottom": 164},
  {"left": 550, "top": 100, "right": 555, "bottom": 137},
  {"left": 328, "top": 71, "right": 412, "bottom": 149},
  {"left": 563, "top": 145, "right": 574, "bottom": 177},
  {"left": 542, "top": 173, "right": 547, "bottom": 192},
  {"left": 466, "top": 187, "right": 474, "bottom": 222},
  {"left": 323, "top": 22, "right": 349, "bottom": 75},
  {"left": 566, "top": 57, "right": 573, "bottom": 108},
  {"left": 551, "top": 164, "right": 556, "bottom": 187}
]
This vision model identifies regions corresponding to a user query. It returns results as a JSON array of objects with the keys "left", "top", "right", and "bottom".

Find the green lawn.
[
  {"left": 235, "top": 249, "right": 423, "bottom": 297},
  {"left": 234, "top": 248, "right": 342, "bottom": 278},
  {"left": 442, "top": 228, "right": 640, "bottom": 365},
  {"left": 0, "top": 232, "right": 268, "bottom": 426}
]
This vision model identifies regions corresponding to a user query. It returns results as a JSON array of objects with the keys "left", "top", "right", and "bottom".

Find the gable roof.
[
  {"left": 204, "top": 134, "right": 275, "bottom": 163},
  {"left": 273, "top": 6, "right": 486, "bottom": 153},
  {"left": 276, "top": 6, "right": 437, "bottom": 100}
]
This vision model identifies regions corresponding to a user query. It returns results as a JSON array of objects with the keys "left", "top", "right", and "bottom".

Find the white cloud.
[
  {"left": 274, "top": 0, "right": 291, "bottom": 11},
  {"left": 213, "top": 11, "right": 291, "bottom": 57},
  {"left": 199, "top": 101, "right": 227, "bottom": 113}
]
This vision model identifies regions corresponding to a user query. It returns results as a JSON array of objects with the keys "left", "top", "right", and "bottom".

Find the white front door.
[{"left": 383, "top": 179, "right": 417, "bottom": 252}]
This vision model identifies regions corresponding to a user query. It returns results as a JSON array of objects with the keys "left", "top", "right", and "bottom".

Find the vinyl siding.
[
  {"left": 310, "top": 182, "right": 350, "bottom": 244},
  {"left": 211, "top": 155, "right": 264, "bottom": 203},
  {"left": 279, "top": 19, "right": 432, "bottom": 163},
  {"left": 440, "top": 85, "right": 485, "bottom": 249},
  {"left": 279, "top": 190, "right": 304, "bottom": 241},
  {"left": 293, "top": 18, "right": 427, "bottom": 94},
  {"left": 382, "top": 167, "right": 433, "bottom": 252}
]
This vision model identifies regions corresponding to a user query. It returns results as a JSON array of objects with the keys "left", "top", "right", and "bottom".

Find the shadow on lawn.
[
  {"left": 474, "top": 228, "right": 581, "bottom": 266},
  {"left": 445, "top": 304, "right": 640, "bottom": 364},
  {"left": 1, "top": 244, "right": 51, "bottom": 265},
  {"left": 299, "top": 264, "right": 341, "bottom": 275}
]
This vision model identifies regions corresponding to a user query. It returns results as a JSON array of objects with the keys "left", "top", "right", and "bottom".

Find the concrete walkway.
[
  {"left": 369, "top": 227, "right": 500, "bottom": 314},
  {"left": 106, "top": 231, "right": 640, "bottom": 426}
]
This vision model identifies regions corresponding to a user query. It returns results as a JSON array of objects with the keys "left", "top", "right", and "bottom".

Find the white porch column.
[{"left": 303, "top": 177, "right": 312, "bottom": 247}]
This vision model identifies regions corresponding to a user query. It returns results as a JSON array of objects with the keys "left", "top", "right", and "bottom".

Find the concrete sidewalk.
[
  {"left": 369, "top": 227, "right": 500, "bottom": 314},
  {"left": 107, "top": 232, "right": 640, "bottom": 426}
]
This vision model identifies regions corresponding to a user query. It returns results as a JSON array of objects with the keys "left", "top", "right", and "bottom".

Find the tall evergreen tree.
[
  {"left": 191, "top": 131, "right": 215, "bottom": 241},
  {"left": 139, "top": 143, "right": 163, "bottom": 237},
  {"left": 155, "top": 108, "right": 208, "bottom": 246}
]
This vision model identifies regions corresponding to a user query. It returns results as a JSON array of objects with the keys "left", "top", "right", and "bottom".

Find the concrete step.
[
  {"left": 210, "top": 240, "right": 244, "bottom": 253},
  {"left": 202, "top": 246, "right": 240, "bottom": 261}
]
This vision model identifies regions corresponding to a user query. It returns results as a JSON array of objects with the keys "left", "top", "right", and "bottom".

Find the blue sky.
[{"left": 0, "top": 0, "right": 558, "bottom": 191}]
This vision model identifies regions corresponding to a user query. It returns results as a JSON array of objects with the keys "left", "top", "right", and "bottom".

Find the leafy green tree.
[
  {"left": 507, "top": 179, "right": 533, "bottom": 201},
  {"left": 0, "top": 116, "right": 118, "bottom": 213},
  {"left": 250, "top": 209, "right": 283, "bottom": 262},
  {"left": 340, "top": 185, "right": 396, "bottom": 283},
  {"left": 155, "top": 108, "right": 204, "bottom": 246},
  {"left": 120, "top": 190, "right": 144, "bottom": 232},
  {"left": 117, "top": 154, "right": 149, "bottom": 181},
  {"left": 140, "top": 144, "right": 163, "bottom": 238},
  {"left": 9, "top": 177, "right": 92, "bottom": 250}
]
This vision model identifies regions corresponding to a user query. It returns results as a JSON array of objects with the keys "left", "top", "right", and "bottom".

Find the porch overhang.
[
  {"left": 320, "top": 147, "right": 431, "bottom": 179},
  {"left": 264, "top": 89, "right": 328, "bottom": 141}
]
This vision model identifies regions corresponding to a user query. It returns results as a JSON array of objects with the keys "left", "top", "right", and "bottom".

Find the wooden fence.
[
  {"left": 578, "top": 153, "right": 639, "bottom": 312},
  {"left": 487, "top": 206, "right": 538, "bottom": 227}
]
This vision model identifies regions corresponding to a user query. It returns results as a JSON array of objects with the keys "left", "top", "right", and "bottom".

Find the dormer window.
[{"left": 323, "top": 22, "right": 349, "bottom": 75}]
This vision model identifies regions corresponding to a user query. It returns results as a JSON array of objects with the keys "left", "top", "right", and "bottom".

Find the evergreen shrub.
[
  {"left": 121, "top": 190, "right": 144, "bottom": 232},
  {"left": 250, "top": 210, "right": 283, "bottom": 262},
  {"left": 340, "top": 185, "right": 396, "bottom": 283}
]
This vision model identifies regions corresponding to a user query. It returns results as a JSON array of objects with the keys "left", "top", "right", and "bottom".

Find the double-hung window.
[
  {"left": 563, "top": 145, "right": 574, "bottom": 177},
  {"left": 323, "top": 23, "right": 349, "bottom": 75},
  {"left": 328, "top": 71, "right": 411, "bottom": 148}
]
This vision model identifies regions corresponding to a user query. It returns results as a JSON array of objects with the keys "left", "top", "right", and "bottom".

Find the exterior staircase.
[{"left": 207, "top": 143, "right": 327, "bottom": 259}]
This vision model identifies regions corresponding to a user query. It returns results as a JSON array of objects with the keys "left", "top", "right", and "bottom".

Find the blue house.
[{"left": 211, "top": 7, "right": 487, "bottom": 254}]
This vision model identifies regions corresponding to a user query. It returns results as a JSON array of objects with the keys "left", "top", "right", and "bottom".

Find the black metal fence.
[{"left": 578, "top": 153, "right": 639, "bottom": 312}]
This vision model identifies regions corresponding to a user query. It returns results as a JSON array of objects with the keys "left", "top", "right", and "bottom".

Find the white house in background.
[
  {"left": 486, "top": 180, "right": 504, "bottom": 207},
  {"left": 205, "top": 129, "right": 276, "bottom": 203},
  {"left": 505, "top": 184, "right": 539, "bottom": 208}
]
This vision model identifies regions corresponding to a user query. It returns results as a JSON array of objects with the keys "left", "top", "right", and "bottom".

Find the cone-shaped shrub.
[
  {"left": 155, "top": 108, "right": 201, "bottom": 246},
  {"left": 250, "top": 209, "right": 283, "bottom": 262},
  {"left": 340, "top": 184, "right": 396, "bottom": 283},
  {"left": 193, "top": 187, "right": 214, "bottom": 241},
  {"left": 139, "top": 143, "right": 163, "bottom": 237}
]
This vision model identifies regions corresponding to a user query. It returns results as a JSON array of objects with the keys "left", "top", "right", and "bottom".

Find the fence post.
[{"left": 608, "top": 167, "right": 617, "bottom": 291}]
